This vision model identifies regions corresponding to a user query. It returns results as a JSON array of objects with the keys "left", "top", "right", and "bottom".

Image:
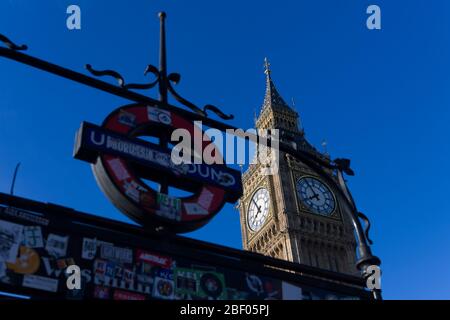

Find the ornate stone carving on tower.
[{"left": 237, "top": 58, "right": 358, "bottom": 275}]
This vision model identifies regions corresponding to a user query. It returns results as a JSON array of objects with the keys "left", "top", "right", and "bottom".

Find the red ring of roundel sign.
[{"left": 98, "top": 104, "right": 228, "bottom": 230}]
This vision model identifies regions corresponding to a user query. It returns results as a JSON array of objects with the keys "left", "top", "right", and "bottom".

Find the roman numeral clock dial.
[
  {"left": 247, "top": 188, "right": 270, "bottom": 232},
  {"left": 297, "top": 177, "right": 336, "bottom": 216}
]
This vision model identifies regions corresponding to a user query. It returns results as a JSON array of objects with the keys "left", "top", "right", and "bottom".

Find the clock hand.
[
  {"left": 309, "top": 193, "right": 320, "bottom": 201},
  {"left": 253, "top": 208, "right": 260, "bottom": 222},
  {"left": 305, "top": 179, "right": 319, "bottom": 200},
  {"left": 251, "top": 200, "right": 262, "bottom": 224},
  {"left": 252, "top": 198, "right": 259, "bottom": 207},
  {"left": 252, "top": 199, "right": 262, "bottom": 214}
]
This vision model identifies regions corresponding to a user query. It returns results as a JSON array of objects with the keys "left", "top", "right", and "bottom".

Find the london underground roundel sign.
[{"left": 74, "top": 103, "right": 242, "bottom": 233}]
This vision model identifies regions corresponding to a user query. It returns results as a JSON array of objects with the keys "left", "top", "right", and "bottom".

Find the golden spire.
[{"left": 264, "top": 57, "right": 271, "bottom": 77}]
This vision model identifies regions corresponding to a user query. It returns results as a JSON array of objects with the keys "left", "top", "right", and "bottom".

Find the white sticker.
[
  {"left": 45, "top": 234, "right": 69, "bottom": 258},
  {"left": 81, "top": 238, "right": 97, "bottom": 260},
  {"left": 23, "top": 226, "right": 44, "bottom": 248},
  {"left": 0, "top": 220, "right": 24, "bottom": 263},
  {"left": 197, "top": 189, "right": 214, "bottom": 210},
  {"left": 184, "top": 203, "right": 209, "bottom": 216},
  {"left": 148, "top": 107, "right": 172, "bottom": 125},
  {"left": 123, "top": 181, "right": 140, "bottom": 203},
  {"left": 100, "top": 245, "right": 133, "bottom": 264},
  {"left": 23, "top": 275, "right": 58, "bottom": 293}
]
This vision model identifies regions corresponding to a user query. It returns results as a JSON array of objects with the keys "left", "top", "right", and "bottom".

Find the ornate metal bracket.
[
  {"left": 83, "top": 12, "right": 233, "bottom": 120},
  {"left": 85, "top": 62, "right": 233, "bottom": 120},
  {"left": 1, "top": 12, "right": 233, "bottom": 121}
]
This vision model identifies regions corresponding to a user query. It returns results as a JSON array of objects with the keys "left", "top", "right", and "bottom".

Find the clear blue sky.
[{"left": 1, "top": 0, "right": 449, "bottom": 299}]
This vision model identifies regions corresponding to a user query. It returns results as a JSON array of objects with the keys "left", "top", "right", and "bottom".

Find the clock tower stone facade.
[{"left": 237, "top": 60, "right": 358, "bottom": 275}]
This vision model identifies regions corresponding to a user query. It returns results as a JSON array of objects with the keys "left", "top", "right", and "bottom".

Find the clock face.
[
  {"left": 297, "top": 177, "right": 335, "bottom": 216},
  {"left": 247, "top": 188, "right": 270, "bottom": 232}
]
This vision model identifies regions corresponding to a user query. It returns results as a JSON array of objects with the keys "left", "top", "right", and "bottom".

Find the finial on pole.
[{"left": 158, "top": 11, "right": 168, "bottom": 104}]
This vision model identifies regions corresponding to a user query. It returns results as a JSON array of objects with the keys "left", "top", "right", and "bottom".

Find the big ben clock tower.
[{"left": 238, "top": 59, "right": 358, "bottom": 275}]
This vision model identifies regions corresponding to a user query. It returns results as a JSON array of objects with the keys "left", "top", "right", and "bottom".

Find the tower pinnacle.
[{"left": 261, "top": 58, "right": 293, "bottom": 113}]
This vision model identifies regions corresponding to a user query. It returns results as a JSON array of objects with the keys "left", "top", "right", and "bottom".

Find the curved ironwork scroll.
[
  {"left": 0, "top": 34, "right": 27, "bottom": 51},
  {"left": 85, "top": 64, "right": 125, "bottom": 87},
  {"left": 204, "top": 104, "right": 234, "bottom": 120},
  {"left": 85, "top": 63, "right": 161, "bottom": 91},
  {"left": 166, "top": 73, "right": 206, "bottom": 117},
  {"left": 123, "top": 64, "right": 160, "bottom": 90},
  {"left": 166, "top": 73, "right": 234, "bottom": 120}
]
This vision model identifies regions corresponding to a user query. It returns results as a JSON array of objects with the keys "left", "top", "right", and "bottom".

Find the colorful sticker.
[
  {"left": 100, "top": 245, "right": 133, "bottom": 264},
  {"left": 0, "top": 220, "right": 23, "bottom": 263},
  {"left": 6, "top": 246, "right": 40, "bottom": 274},
  {"left": 153, "top": 276, "right": 174, "bottom": 299},
  {"left": 123, "top": 181, "right": 141, "bottom": 203},
  {"left": 105, "top": 261, "right": 116, "bottom": 278},
  {"left": 152, "top": 268, "right": 174, "bottom": 299},
  {"left": 22, "top": 226, "right": 44, "bottom": 248},
  {"left": 81, "top": 238, "right": 97, "bottom": 260},
  {"left": 94, "top": 259, "right": 107, "bottom": 275},
  {"left": 244, "top": 274, "right": 282, "bottom": 299},
  {"left": 156, "top": 193, "right": 181, "bottom": 221},
  {"left": 22, "top": 275, "right": 58, "bottom": 293},
  {"left": 174, "top": 268, "right": 226, "bottom": 299},
  {"left": 175, "top": 268, "right": 199, "bottom": 296},
  {"left": 147, "top": 107, "right": 172, "bottom": 125},
  {"left": 113, "top": 289, "right": 145, "bottom": 300},
  {"left": 45, "top": 234, "right": 69, "bottom": 258},
  {"left": 199, "top": 272, "right": 226, "bottom": 300},
  {"left": 118, "top": 110, "right": 137, "bottom": 127},
  {"left": 136, "top": 250, "right": 172, "bottom": 268}
]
